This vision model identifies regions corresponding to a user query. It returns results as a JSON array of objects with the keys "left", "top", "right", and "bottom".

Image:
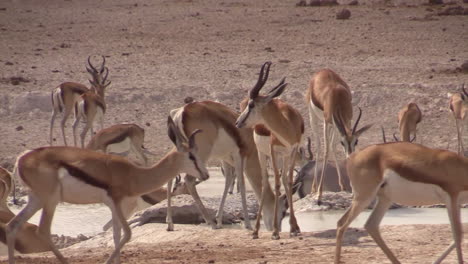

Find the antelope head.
[
  {"left": 167, "top": 116, "right": 209, "bottom": 181},
  {"left": 235, "top": 61, "right": 287, "bottom": 129},
  {"left": 86, "top": 55, "right": 111, "bottom": 94},
  {"left": 334, "top": 107, "right": 372, "bottom": 156}
]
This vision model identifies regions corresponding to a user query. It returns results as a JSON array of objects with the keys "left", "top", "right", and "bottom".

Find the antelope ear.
[
  {"left": 265, "top": 78, "right": 287, "bottom": 101},
  {"left": 88, "top": 79, "right": 97, "bottom": 87},
  {"left": 355, "top": 124, "right": 373, "bottom": 137}
]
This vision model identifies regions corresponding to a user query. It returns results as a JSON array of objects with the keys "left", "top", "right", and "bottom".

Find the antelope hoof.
[
  {"left": 252, "top": 232, "right": 259, "bottom": 239},
  {"left": 290, "top": 230, "right": 301, "bottom": 237},
  {"left": 271, "top": 233, "right": 280, "bottom": 240},
  {"left": 166, "top": 224, "right": 174, "bottom": 232}
]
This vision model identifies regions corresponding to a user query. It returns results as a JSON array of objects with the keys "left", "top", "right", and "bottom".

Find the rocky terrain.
[{"left": 0, "top": 0, "right": 467, "bottom": 263}]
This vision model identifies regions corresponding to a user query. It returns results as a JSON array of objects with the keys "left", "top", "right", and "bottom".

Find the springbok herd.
[{"left": 0, "top": 57, "right": 466, "bottom": 264}]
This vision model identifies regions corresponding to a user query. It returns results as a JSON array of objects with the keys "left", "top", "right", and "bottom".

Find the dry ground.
[{"left": 0, "top": 0, "right": 468, "bottom": 263}]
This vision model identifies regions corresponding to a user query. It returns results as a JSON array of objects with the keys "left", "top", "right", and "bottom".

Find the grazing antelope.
[
  {"left": 335, "top": 142, "right": 468, "bottom": 264},
  {"left": 168, "top": 100, "right": 287, "bottom": 231},
  {"left": 50, "top": 56, "right": 109, "bottom": 146},
  {"left": 306, "top": 69, "right": 372, "bottom": 203},
  {"left": 86, "top": 123, "right": 153, "bottom": 165},
  {"left": 236, "top": 61, "right": 304, "bottom": 239},
  {"left": 6, "top": 116, "right": 209, "bottom": 264},
  {"left": 293, "top": 160, "right": 351, "bottom": 198},
  {"left": 396, "top": 102, "right": 422, "bottom": 142},
  {"left": 72, "top": 59, "right": 111, "bottom": 148},
  {"left": 0, "top": 209, "right": 52, "bottom": 254},
  {"left": 449, "top": 84, "right": 468, "bottom": 155}
]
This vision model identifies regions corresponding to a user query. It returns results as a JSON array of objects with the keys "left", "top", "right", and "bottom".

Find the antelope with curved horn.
[
  {"left": 396, "top": 102, "right": 422, "bottom": 142},
  {"left": 306, "top": 69, "right": 372, "bottom": 203},
  {"left": 167, "top": 100, "right": 287, "bottom": 232},
  {"left": 73, "top": 57, "right": 111, "bottom": 148},
  {"left": 449, "top": 84, "right": 468, "bottom": 155},
  {"left": 236, "top": 61, "right": 304, "bottom": 239},
  {"left": 335, "top": 142, "right": 468, "bottom": 264},
  {"left": 50, "top": 55, "right": 109, "bottom": 146},
  {"left": 86, "top": 123, "right": 154, "bottom": 165},
  {"left": 293, "top": 138, "right": 351, "bottom": 199},
  {"left": 6, "top": 116, "right": 209, "bottom": 264}
]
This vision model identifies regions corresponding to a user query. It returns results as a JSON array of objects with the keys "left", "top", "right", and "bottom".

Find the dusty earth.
[{"left": 0, "top": 0, "right": 468, "bottom": 263}]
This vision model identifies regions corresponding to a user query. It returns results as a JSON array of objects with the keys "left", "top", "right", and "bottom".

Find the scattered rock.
[
  {"left": 184, "top": 96, "right": 195, "bottom": 104},
  {"left": 0, "top": 76, "right": 30, "bottom": 86},
  {"left": 309, "top": 0, "right": 321, "bottom": 6},
  {"left": 5, "top": 61, "right": 13, "bottom": 66},
  {"left": 348, "top": 0, "right": 358, "bottom": 5},
  {"left": 320, "top": 0, "right": 338, "bottom": 5},
  {"left": 15, "top": 126, "right": 23, "bottom": 131},
  {"left": 309, "top": 0, "right": 338, "bottom": 6},
  {"left": 461, "top": 60, "right": 468, "bottom": 73},
  {"left": 59, "top": 43, "right": 71, "bottom": 48},
  {"left": 428, "top": 0, "right": 443, "bottom": 4},
  {"left": 437, "top": 5, "right": 468, "bottom": 16},
  {"left": 336, "top": 8, "right": 351, "bottom": 20},
  {"left": 296, "top": 0, "right": 307, "bottom": 6}
]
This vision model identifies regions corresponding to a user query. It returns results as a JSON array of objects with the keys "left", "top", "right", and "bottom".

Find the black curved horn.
[
  {"left": 249, "top": 61, "right": 272, "bottom": 99},
  {"left": 352, "top": 107, "right": 363, "bottom": 135}
]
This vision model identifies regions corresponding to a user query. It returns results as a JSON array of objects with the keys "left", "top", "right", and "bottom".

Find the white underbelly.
[
  {"left": 106, "top": 137, "right": 132, "bottom": 155},
  {"left": 381, "top": 170, "right": 468, "bottom": 206},
  {"left": 210, "top": 128, "right": 240, "bottom": 160},
  {"left": 58, "top": 168, "right": 110, "bottom": 205},
  {"left": 254, "top": 133, "right": 288, "bottom": 158}
]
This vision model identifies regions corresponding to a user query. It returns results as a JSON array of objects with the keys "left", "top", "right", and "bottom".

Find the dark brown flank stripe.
[
  {"left": 141, "top": 194, "right": 158, "bottom": 205},
  {"left": 59, "top": 161, "right": 109, "bottom": 190},
  {"left": 254, "top": 124, "right": 270, "bottom": 136},
  {"left": 105, "top": 130, "right": 129, "bottom": 146}
]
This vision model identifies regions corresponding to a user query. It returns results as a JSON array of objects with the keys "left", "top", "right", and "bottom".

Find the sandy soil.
[
  {"left": 1, "top": 223, "right": 467, "bottom": 264},
  {"left": 0, "top": 0, "right": 468, "bottom": 263}
]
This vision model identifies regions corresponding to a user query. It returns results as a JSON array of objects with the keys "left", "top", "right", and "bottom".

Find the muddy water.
[
  {"left": 284, "top": 208, "right": 468, "bottom": 233},
  {"left": 9, "top": 168, "right": 468, "bottom": 237}
]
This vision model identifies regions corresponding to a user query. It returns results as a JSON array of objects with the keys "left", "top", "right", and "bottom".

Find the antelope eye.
[
  {"left": 248, "top": 101, "right": 255, "bottom": 108},
  {"left": 340, "top": 141, "right": 345, "bottom": 146},
  {"left": 355, "top": 139, "right": 359, "bottom": 146}
]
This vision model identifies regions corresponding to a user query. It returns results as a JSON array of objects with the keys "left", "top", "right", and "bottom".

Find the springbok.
[
  {"left": 306, "top": 69, "right": 372, "bottom": 203},
  {"left": 6, "top": 116, "right": 209, "bottom": 264},
  {"left": 335, "top": 142, "right": 468, "bottom": 264},
  {"left": 395, "top": 102, "right": 422, "bottom": 142},
  {"left": 49, "top": 56, "right": 109, "bottom": 146},
  {"left": 0, "top": 209, "right": 52, "bottom": 254},
  {"left": 236, "top": 61, "right": 304, "bottom": 239},
  {"left": 72, "top": 59, "right": 111, "bottom": 148},
  {"left": 449, "top": 84, "right": 468, "bottom": 155},
  {"left": 167, "top": 100, "right": 287, "bottom": 231},
  {"left": 86, "top": 123, "right": 153, "bottom": 165}
]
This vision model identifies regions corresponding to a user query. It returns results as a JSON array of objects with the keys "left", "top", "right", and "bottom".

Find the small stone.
[
  {"left": 460, "top": 61, "right": 468, "bottom": 73},
  {"left": 15, "top": 126, "right": 23, "bottom": 131},
  {"left": 336, "top": 9, "right": 351, "bottom": 20}
]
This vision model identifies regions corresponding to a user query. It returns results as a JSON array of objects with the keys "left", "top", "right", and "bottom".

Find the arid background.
[{"left": 0, "top": 0, "right": 468, "bottom": 263}]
